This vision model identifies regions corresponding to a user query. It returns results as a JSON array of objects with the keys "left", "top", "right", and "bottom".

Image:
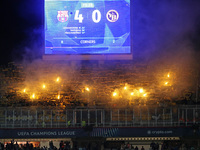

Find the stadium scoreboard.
[{"left": 44, "top": 0, "right": 132, "bottom": 60}]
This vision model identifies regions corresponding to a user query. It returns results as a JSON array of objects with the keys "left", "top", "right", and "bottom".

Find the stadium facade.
[{"left": 0, "top": 105, "right": 200, "bottom": 149}]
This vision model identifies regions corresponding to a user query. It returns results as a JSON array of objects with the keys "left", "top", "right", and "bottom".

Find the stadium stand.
[
  {"left": 0, "top": 61, "right": 198, "bottom": 107},
  {"left": 0, "top": 61, "right": 200, "bottom": 149}
]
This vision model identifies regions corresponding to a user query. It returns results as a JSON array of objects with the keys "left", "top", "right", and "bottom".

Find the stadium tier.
[
  {"left": 0, "top": 61, "right": 200, "bottom": 149},
  {"left": 0, "top": 61, "right": 198, "bottom": 108}
]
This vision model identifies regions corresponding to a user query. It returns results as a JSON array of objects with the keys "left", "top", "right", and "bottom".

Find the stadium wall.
[{"left": 0, "top": 127, "right": 196, "bottom": 139}]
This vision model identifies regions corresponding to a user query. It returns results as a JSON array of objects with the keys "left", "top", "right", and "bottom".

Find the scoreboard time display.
[{"left": 45, "top": 0, "right": 131, "bottom": 55}]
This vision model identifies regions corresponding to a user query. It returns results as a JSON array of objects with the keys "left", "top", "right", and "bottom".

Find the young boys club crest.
[{"left": 57, "top": 11, "right": 69, "bottom": 22}]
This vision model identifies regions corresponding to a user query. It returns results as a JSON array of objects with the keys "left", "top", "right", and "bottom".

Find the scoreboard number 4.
[
  {"left": 74, "top": 10, "right": 101, "bottom": 23},
  {"left": 74, "top": 10, "right": 83, "bottom": 23}
]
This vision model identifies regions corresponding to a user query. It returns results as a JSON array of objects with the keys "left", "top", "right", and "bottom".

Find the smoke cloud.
[
  {"left": 3, "top": 0, "right": 200, "bottom": 106},
  {"left": 134, "top": 0, "right": 200, "bottom": 62}
]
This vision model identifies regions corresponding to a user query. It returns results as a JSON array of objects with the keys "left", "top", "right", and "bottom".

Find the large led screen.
[{"left": 45, "top": 0, "right": 130, "bottom": 55}]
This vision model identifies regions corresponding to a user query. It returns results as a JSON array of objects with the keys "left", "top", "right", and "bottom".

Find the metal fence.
[{"left": 0, "top": 105, "right": 199, "bottom": 128}]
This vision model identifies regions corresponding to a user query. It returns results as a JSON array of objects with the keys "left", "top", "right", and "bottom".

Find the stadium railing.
[{"left": 0, "top": 105, "right": 199, "bottom": 128}]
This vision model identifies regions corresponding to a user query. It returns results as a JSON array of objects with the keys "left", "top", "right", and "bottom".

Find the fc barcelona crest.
[{"left": 57, "top": 11, "right": 69, "bottom": 22}]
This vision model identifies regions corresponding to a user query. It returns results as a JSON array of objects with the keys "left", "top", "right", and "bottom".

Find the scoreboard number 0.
[
  {"left": 92, "top": 10, "right": 101, "bottom": 23},
  {"left": 74, "top": 10, "right": 101, "bottom": 23}
]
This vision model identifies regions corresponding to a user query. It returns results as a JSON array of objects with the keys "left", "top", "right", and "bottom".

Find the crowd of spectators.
[
  {"left": 0, "top": 61, "right": 198, "bottom": 108},
  {"left": 0, "top": 141, "right": 40, "bottom": 150},
  {"left": 0, "top": 141, "right": 70, "bottom": 150},
  {"left": 1, "top": 140, "right": 200, "bottom": 150}
]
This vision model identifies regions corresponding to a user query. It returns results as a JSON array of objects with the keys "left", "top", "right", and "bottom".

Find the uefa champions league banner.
[
  {"left": 0, "top": 127, "right": 195, "bottom": 139},
  {"left": 0, "top": 128, "right": 87, "bottom": 138}
]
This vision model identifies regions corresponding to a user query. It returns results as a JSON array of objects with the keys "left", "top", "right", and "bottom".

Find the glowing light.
[
  {"left": 143, "top": 93, "right": 147, "bottom": 97},
  {"left": 167, "top": 73, "right": 170, "bottom": 78},
  {"left": 165, "top": 82, "right": 168, "bottom": 85},
  {"left": 56, "top": 77, "right": 60, "bottom": 82},
  {"left": 139, "top": 88, "right": 144, "bottom": 93},
  {"left": 23, "top": 89, "right": 26, "bottom": 93},
  {"left": 131, "top": 92, "right": 134, "bottom": 96},
  {"left": 57, "top": 95, "right": 60, "bottom": 99},
  {"left": 124, "top": 86, "right": 127, "bottom": 90},
  {"left": 31, "top": 93, "right": 35, "bottom": 99},
  {"left": 42, "top": 84, "right": 46, "bottom": 89},
  {"left": 85, "top": 87, "right": 90, "bottom": 92},
  {"left": 113, "top": 92, "right": 117, "bottom": 97}
]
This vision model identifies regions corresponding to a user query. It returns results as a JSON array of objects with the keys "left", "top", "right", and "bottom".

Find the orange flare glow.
[
  {"left": 113, "top": 92, "right": 117, "bottom": 97},
  {"left": 56, "top": 77, "right": 60, "bottom": 82},
  {"left": 139, "top": 88, "right": 144, "bottom": 93},
  {"left": 85, "top": 87, "right": 90, "bottom": 92},
  {"left": 143, "top": 93, "right": 147, "bottom": 97},
  {"left": 167, "top": 73, "right": 170, "bottom": 78},
  {"left": 31, "top": 93, "right": 35, "bottom": 99}
]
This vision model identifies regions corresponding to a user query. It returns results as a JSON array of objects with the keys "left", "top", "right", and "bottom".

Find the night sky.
[
  {"left": 0, "top": 0, "right": 43, "bottom": 64},
  {"left": 0, "top": 0, "right": 200, "bottom": 65}
]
